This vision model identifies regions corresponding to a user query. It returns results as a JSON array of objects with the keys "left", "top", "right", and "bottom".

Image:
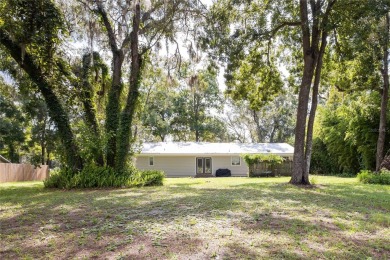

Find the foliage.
[
  {"left": 203, "top": 0, "right": 285, "bottom": 110},
  {"left": 171, "top": 66, "right": 224, "bottom": 141},
  {"left": 0, "top": 92, "right": 25, "bottom": 162},
  {"left": 139, "top": 64, "right": 177, "bottom": 141},
  {"left": 314, "top": 88, "right": 389, "bottom": 174},
  {"left": 130, "top": 170, "right": 165, "bottom": 187},
  {"left": 242, "top": 154, "right": 284, "bottom": 167},
  {"left": 310, "top": 138, "right": 340, "bottom": 175},
  {"left": 0, "top": 0, "right": 84, "bottom": 170},
  {"left": 357, "top": 170, "right": 390, "bottom": 185},
  {"left": 140, "top": 64, "right": 228, "bottom": 142},
  {"left": 44, "top": 166, "right": 164, "bottom": 189},
  {"left": 223, "top": 95, "right": 296, "bottom": 143},
  {"left": 0, "top": 0, "right": 208, "bottom": 177},
  {"left": 0, "top": 69, "right": 61, "bottom": 166}
]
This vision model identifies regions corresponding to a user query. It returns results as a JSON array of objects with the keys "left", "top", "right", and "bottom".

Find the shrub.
[
  {"left": 242, "top": 154, "right": 284, "bottom": 166},
  {"left": 310, "top": 138, "right": 340, "bottom": 175},
  {"left": 129, "top": 170, "right": 165, "bottom": 187},
  {"left": 43, "top": 167, "right": 75, "bottom": 189},
  {"left": 357, "top": 170, "right": 390, "bottom": 185},
  {"left": 242, "top": 154, "right": 284, "bottom": 177},
  {"left": 44, "top": 165, "right": 165, "bottom": 189}
]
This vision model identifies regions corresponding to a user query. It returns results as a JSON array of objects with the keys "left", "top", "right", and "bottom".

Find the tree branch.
[
  {"left": 270, "top": 21, "right": 301, "bottom": 38},
  {"left": 0, "top": 28, "right": 83, "bottom": 170},
  {"left": 94, "top": 0, "right": 119, "bottom": 52},
  {"left": 249, "top": 21, "right": 300, "bottom": 40}
]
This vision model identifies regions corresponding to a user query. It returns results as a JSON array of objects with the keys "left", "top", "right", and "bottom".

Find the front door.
[{"left": 196, "top": 157, "right": 212, "bottom": 174}]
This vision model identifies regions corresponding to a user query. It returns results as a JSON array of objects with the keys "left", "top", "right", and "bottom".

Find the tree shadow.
[{"left": 1, "top": 181, "right": 389, "bottom": 259}]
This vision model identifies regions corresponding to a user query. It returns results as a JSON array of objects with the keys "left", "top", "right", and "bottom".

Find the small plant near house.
[
  {"left": 129, "top": 170, "right": 165, "bottom": 187},
  {"left": 242, "top": 154, "right": 284, "bottom": 177},
  {"left": 357, "top": 169, "right": 390, "bottom": 185}
]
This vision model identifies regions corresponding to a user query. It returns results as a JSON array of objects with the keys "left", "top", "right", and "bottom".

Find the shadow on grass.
[{"left": 0, "top": 181, "right": 389, "bottom": 259}]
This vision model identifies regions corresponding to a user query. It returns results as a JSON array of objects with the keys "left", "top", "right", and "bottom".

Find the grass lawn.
[{"left": 0, "top": 176, "right": 389, "bottom": 259}]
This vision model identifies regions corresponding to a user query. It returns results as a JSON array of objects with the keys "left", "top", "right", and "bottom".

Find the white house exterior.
[{"left": 135, "top": 142, "right": 294, "bottom": 177}]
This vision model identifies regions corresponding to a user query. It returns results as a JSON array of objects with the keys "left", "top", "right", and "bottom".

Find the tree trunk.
[
  {"left": 304, "top": 31, "right": 328, "bottom": 177},
  {"left": 290, "top": 0, "right": 316, "bottom": 185},
  {"left": 81, "top": 53, "right": 104, "bottom": 166},
  {"left": 41, "top": 140, "right": 45, "bottom": 165},
  {"left": 193, "top": 92, "right": 200, "bottom": 142},
  {"left": 41, "top": 116, "right": 47, "bottom": 165},
  {"left": 376, "top": 13, "right": 390, "bottom": 172},
  {"left": 291, "top": 62, "right": 314, "bottom": 185},
  {"left": 105, "top": 52, "right": 124, "bottom": 167},
  {"left": 0, "top": 29, "right": 83, "bottom": 171},
  {"left": 291, "top": 0, "right": 335, "bottom": 185},
  {"left": 116, "top": 3, "right": 142, "bottom": 171},
  {"left": 8, "top": 144, "right": 17, "bottom": 163},
  {"left": 95, "top": 1, "right": 125, "bottom": 168},
  {"left": 46, "top": 151, "right": 50, "bottom": 166},
  {"left": 252, "top": 110, "right": 263, "bottom": 142}
]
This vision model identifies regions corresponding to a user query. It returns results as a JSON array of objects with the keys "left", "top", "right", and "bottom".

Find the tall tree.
[
  {"left": 75, "top": 0, "right": 205, "bottom": 170},
  {"left": 204, "top": 0, "right": 338, "bottom": 184},
  {"left": 172, "top": 67, "right": 226, "bottom": 142},
  {"left": 328, "top": 3, "right": 390, "bottom": 171},
  {"left": 0, "top": 83, "right": 25, "bottom": 162},
  {"left": 290, "top": 0, "right": 336, "bottom": 185},
  {"left": 376, "top": 13, "right": 389, "bottom": 171},
  {"left": 0, "top": 0, "right": 83, "bottom": 170},
  {"left": 1, "top": 0, "right": 206, "bottom": 172}
]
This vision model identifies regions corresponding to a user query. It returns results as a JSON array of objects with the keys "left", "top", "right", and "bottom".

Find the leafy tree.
[
  {"left": 140, "top": 63, "right": 227, "bottom": 142},
  {"left": 0, "top": 0, "right": 83, "bottom": 170},
  {"left": 225, "top": 94, "right": 296, "bottom": 144},
  {"left": 0, "top": 82, "right": 25, "bottom": 162},
  {"left": 0, "top": 0, "right": 207, "bottom": 175},
  {"left": 140, "top": 63, "right": 177, "bottom": 142},
  {"left": 0, "top": 72, "right": 60, "bottom": 166},
  {"left": 330, "top": 4, "right": 390, "bottom": 171},
  {"left": 171, "top": 67, "right": 226, "bottom": 142},
  {"left": 314, "top": 88, "right": 389, "bottom": 174},
  {"left": 204, "top": 0, "right": 339, "bottom": 184}
]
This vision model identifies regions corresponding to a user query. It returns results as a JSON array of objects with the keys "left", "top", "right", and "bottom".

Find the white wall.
[
  {"left": 212, "top": 156, "right": 248, "bottom": 177},
  {"left": 136, "top": 155, "right": 249, "bottom": 177}
]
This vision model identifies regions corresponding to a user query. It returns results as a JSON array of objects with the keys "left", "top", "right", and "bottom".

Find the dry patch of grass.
[{"left": 0, "top": 176, "right": 389, "bottom": 259}]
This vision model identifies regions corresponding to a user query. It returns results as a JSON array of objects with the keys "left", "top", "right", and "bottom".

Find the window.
[
  {"left": 149, "top": 157, "right": 154, "bottom": 166},
  {"left": 231, "top": 156, "right": 241, "bottom": 166}
]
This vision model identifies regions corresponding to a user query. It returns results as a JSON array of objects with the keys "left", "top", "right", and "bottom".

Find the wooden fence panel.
[
  {"left": 36, "top": 165, "right": 49, "bottom": 180},
  {"left": 0, "top": 163, "right": 49, "bottom": 183}
]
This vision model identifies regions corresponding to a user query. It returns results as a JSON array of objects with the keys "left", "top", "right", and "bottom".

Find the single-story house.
[{"left": 135, "top": 142, "right": 294, "bottom": 177}]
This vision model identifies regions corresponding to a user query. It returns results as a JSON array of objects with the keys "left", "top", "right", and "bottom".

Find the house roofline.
[{"left": 137, "top": 153, "right": 294, "bottom": 157}]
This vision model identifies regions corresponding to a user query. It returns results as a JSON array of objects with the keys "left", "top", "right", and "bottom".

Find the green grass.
[{"left": 0, "top": 176, "right": 389, "bottom": 259}]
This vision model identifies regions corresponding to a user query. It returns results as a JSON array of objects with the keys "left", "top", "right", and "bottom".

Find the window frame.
[
  {"left": 231, "top": 156, "right": 241, "bottom": 166},
  {"left": 149, "top": 156, "right": 154, "bottom": 166}
]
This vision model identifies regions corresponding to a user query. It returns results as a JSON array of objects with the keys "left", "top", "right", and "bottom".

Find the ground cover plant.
[
  {"left": 0, "top": 176, "right": 389, "bottom": 259},
  {"left": 358, "top": 170, "right": 390, "bottom": 185},
  {"left": 44, "top": 167, "right": 164, "bottom": 189}
]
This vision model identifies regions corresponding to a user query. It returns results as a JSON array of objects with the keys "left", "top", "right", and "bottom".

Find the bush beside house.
[{"left": 243, "top": 154, "right": 284, "bottom": 177}]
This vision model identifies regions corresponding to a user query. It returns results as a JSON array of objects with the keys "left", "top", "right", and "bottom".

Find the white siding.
[
  {"left": 136, "top": 155, "right": 249, "bottom": 177},
  {"left": 136, "top": 156, "right": 197, "bottom": 177},
  {"left": 212, "top": 156, "right": 248, "bottom": 177}
]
